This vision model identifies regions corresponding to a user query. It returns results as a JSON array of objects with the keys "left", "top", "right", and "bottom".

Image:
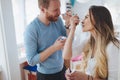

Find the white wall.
[
  {"left": 60, "top": 0, "right": 104, "bottom": 19},
  {"left": 0, "top": 0, "right": 21, "bottom": 80},
  {"left": 72, "top": 0, "right": 104, "bottom": 19}
]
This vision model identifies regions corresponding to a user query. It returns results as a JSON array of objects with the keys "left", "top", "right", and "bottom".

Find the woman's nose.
[{"left": 81, "top": 18, "right": 85, "bottom": 24}]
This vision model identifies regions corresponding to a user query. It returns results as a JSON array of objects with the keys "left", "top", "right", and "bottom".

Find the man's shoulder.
[{"left": 26, "top": 18, "right": 39, "bottom": 31}]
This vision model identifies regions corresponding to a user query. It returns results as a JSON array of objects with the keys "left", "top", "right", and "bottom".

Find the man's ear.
[{"left": 40, "top": 6, "right": 45, "bottom": 12}]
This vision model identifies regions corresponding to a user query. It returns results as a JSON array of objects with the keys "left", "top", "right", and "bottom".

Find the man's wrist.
[{"left": 51, "top": 44, "right": 59, "bottom": 51}]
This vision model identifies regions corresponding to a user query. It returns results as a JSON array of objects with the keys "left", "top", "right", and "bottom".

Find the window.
[{"left": 12, "top": 0, "right": 39, "bottom": 58}]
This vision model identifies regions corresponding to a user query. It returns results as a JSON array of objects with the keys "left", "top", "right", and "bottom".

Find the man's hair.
[{"left": 38, "top": 0, "right": 50, "bottom": 9}]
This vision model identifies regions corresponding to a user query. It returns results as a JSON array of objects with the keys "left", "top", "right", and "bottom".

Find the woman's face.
[{"left": 82, "top": 12, "right": 94, "bottom": 32}]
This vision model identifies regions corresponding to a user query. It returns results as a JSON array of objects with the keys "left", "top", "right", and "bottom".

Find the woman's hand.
[
  {"left": 65, "top": 68, "right": 72, "bottom": 80},
  {"left": 70, "top": 71, "right": 84, "bottom": 80},
  {"left": 69, "top": 15, "right": 80, "bottom": 30},
  {"left": 62, "top": 11, "right": 72, "bottom": 28},
  {"left": 65, "top": 69, "right": 87, "bottom": 80}
]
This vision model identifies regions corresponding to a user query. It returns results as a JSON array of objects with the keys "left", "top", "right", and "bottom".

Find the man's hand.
[
  {"left": 53, "top": 36, "right": 66, "bottom": 51},
  {"left": 39, "top": 36, "right": 66, "bottom": 62}
]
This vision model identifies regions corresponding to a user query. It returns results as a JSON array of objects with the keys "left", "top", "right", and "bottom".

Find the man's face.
[{"left": 45, "top": 0, "right": 61, "bottom": 21}]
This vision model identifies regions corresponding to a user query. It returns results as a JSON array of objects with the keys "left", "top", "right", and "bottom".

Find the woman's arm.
[
  {"left": 63, "top": 26, "right": 76, "bottom": 60},
  {"left": 63, "top": 15, "right": 79, "bottom": 60}
]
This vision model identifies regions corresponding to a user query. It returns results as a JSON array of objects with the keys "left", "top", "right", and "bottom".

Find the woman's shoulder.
[
  {"left": 106, "top": 41, "right": 120, "bottom": 57},
  {"left": 107, "top": 41, "right": 119, "bottom": 50},
  {"left": 107, "top": 42, "right": 119, "bottom": 80}
]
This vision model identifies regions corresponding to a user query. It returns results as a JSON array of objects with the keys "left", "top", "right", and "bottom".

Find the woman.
[{"left": 63, "top": 5, "right": 120, "bottom": 80}]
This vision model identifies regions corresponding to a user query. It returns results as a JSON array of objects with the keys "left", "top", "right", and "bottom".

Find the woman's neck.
[
  {"left": 90, "top": 30, "right": 97, "bottom": 40},
  {"left": 90, "top": 30, "right": 97, "bottom": 58}
]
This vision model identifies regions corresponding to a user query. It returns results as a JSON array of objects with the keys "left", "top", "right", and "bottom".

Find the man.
[{"left": 24, "top": 0, "right": 66, "bottom": 80}]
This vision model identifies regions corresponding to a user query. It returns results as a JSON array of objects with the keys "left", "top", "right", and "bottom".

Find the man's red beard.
[{"left": 46, "top": 12, "right": 59, "bottom": 21}]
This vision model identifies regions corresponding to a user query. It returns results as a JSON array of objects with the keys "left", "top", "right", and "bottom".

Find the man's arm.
[
  {"left": 24, "top": 25, "right": 66, "bottom": 66},
  {"left": 40, "top": 38, "right": 66, "bottom": 62}
]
